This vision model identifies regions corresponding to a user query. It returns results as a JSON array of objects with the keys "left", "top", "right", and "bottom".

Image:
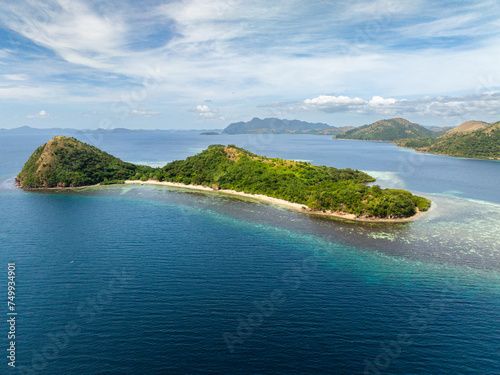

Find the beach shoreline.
[
  {"left": 123, "top": 180, "right": 425, "bottom": 223},
  {"left": 14, "top": 178, "right": 426, "bottom": 222}
]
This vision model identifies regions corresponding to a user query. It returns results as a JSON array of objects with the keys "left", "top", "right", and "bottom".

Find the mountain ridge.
[{"left": 222, "top": 117, "right": 343, "bottom": 134}]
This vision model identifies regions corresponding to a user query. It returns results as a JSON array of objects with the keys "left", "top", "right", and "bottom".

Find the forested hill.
[
  {"left": 18, "top": 137, "right": 430, "bottom": 218},
  {"left": 222, "top": 117, "right": 339, "bottom": 134},
  {"left": 335, "top": 118, "right": 434, "bottom": 141},
  {"left": 16, "top": 136, "right": 153, "bottom": 188},
  {"left": 417, "top": 122, "right": 500, "bottom": 159},
  {"left": 156, "top": 145, "right": 430, "bottom": 218}
]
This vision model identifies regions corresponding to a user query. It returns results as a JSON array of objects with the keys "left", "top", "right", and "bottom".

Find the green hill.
[
  {"left": 222, "top": 117, "right": 339, "bottom": 134},
  {"left": 154, "top": 145, "right": 430, "bottom": 218},
  {"left": 17, "top": 137, "right": 430, "bottom": 219},
  {"left": 16, "top": 136, "right": 153, "bottom": 188},
  {"left": 335, "top": 118, "right": 434, "bottom": 141},
  {"left": 418, "top": 122, "right": 500, "bottom": 159}
]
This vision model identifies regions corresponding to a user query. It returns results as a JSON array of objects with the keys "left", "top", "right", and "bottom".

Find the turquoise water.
[{"left": 1, "top": 132, "right": 499, "bottom": 374}]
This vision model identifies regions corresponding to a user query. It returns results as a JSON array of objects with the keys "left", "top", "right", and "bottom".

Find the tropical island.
[
  {"left": 334, "top": 117, "right": 500, "bottom": 160},
  {"left": 16, "top": 136, "right": 431, "bottom": 221},
  {"left": 222, "top": 117, "right": 353, "bottom": 135},
  {"left": 397, "top": 121, "right": 500, "bottom": 159},
  {"left": 200, "top": 131, "right": 220, "bottom": 135}
]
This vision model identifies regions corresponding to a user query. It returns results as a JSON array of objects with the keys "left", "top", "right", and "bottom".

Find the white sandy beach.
[{"left": 123, "top": 180, "right": 424, "bottom": 222}]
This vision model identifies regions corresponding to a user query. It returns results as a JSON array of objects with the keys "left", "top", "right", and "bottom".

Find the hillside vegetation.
[
  {"left": 398, "top": 122, "right": 500, "bottom": 159},
  {"left": 18, "top": 137, "right": 430, "bottom": 219},
  {"left": 418, "top": 122, "right": 500, "bottom": 159},
  {"left": 222, "top": 117, "right": 340, "bottom": 135},
  {"left": 335, "top": 118, "right": 435, "bottom": 141},
  {"left": 148, "top": 145, "right": 430, "bottom": 218},
  {"left": 16, "top": 136, "right": 153, "bottom": 188}
]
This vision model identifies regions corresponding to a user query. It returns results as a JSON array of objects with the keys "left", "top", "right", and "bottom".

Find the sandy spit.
[{"left": 124, "top": 180, "right": 425, "bottom": 223}]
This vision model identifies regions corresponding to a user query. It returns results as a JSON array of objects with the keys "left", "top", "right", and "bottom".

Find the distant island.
[
  {"left": 334, "top": 118, "right": 500, "bottom": 160},
  {"left": 200, "top": 131, "right": 219, "bottom": 135},
  {"left": 16, "top": 136, "right": 430, "bottom": 221},
  {"left": 0, "top": 126, "right": 222, "bottom": 135},
  {"left": 398, "top": 121, "right": 500, "bottom": 159},
  {"left": 334, "top": 118, "right": 445, "bottom": 141},
  {"left": 222, "top": 117, "right": 353, "bottom": 135}
]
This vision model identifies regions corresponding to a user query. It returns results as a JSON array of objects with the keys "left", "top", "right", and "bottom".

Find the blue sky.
[{"left": 1, "top": 0, "right": 500, "bottom": 129}]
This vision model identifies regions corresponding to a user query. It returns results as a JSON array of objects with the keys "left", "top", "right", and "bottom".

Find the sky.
[{"left": 1, "top": 0, "right": 500, "bottom": 130}]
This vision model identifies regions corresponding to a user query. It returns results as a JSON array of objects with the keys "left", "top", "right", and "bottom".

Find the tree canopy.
[{"left": 18, "top": 137, "right": 431, "bottom": 219}]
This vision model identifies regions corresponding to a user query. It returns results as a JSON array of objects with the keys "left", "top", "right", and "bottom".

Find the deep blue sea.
[{"left": 1, "top": 131, "right": 499, "bottom": 374}]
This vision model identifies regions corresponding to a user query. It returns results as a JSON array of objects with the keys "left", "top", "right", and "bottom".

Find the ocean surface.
[{"left": 1, "top": 131, "right": 499, "bottom": 374}]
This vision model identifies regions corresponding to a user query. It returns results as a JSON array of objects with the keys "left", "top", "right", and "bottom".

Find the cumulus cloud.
[
  {"left": 190, "top": 104, "right": 224, "bottom": 120},
  {"left": 299, "top": 95, "right": 366, "bottom": 112},
  {"left": 27, "top": 110, "right": 52, "bottom": 119},
  {"left": 265, "top": 91, "right": 500, "bottom": 119},
  {"left": 292, "top": 95, "right": 399, "bottom": 114}
]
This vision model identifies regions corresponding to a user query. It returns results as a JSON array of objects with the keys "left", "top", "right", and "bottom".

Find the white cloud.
[
  {"left": 401, "top": 14, "right": 479, "bottom": 38},
  {"left": 190, "top": 104, "right": 224, "bottom": 119},
  {"left": 0, "top": 86, "right": 55, "bottom": 100},
  {"left": 0, "top": 0, "right": 500, "bottom": 128},
  {"left": 0, "top": 49, "right": 13, "bottom": 59},
  {"left": 399, "top": 1, "right": 500, "bottom": 39},
  {"left": 27, "top": 110, "right": 52, "bottom": 119},
  {"left": 1, "top": 74, "right": 29, "bottom": 81},
  {"left": 293, "top": 95, "right": 398, "bottom": 113},
  {"left": 157, "top": 0, "right": 280, "bottom": 44},
  {"left": 0, "top": 0, "right": 127, "bottom": 70},
  {"left": 369, "top": 96, "right": 397, "bottom": 106},
  {"left": 76, "top": 110, "right": 97, "bottom": 118},
  {"left": 341, "top": 0, "right": 424, "bottom": 19},
  {"left": 298, "top": 95, "right": 366, "bottom": 112},
  {"left": 265, "top": 91, "right": 500, "bottom": 120},
  {"left": 130, "top": 109, "right": 161, "bottom": 117}
]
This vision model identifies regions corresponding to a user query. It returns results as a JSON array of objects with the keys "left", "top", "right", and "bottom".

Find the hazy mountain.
[
  {"left": 222, "top": 117, "right": 339, "bottom": 134},
  {"left": 424, "top": 125, "right": 454, "bottom": 133},
  {"left": 0, "top": 126, "right": 221, "bottom": 134}
]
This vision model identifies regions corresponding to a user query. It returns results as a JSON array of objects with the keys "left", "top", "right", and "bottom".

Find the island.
[
  {"left": 334, "top": 117, "right": 500, "bottom": 160},
  {"left": 398, "top": 121, "right": 500, "bottom": 160},
  {"left": 16, "top": 136, "right": 431, "bottom": 221},
  {"left": 199, "top": 131, "right": 220, "bottom": 135},
  {"left": 222, "top": 117, "right": 352, "bottom": 135}
]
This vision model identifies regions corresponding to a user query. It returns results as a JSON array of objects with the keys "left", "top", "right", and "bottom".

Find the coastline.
[
  {"left": 15, "top": 178, "right": 426, "bottom": 222},
  {"left": 123, "top": 180, "right": 425, "bottom": 223},
  {"left": 336, "top": 139, "right": 499, "bottom": 160},
  {"left": 333, "top": 138, "right": 391, "bottom": 143}
]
